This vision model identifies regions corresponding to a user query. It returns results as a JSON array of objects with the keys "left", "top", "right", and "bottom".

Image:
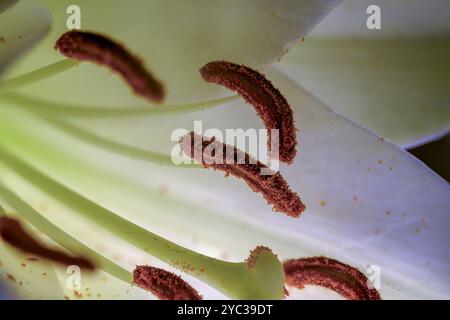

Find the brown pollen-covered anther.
[
  {"left": 55, "top": 30, "right": 165, "bottom": 103},
  {"left": 133, "top": 265, "right": 202, "bottom": 300},
  {"left": 283, "top": 256, "right": 381, "bottom": 300},
  {"left": 200, "top": 60, "right": 297, "bottom": 164},
  {"left": 180, "top": 133, "right": 305, "bottom": 217},
  {"left": 0, "top": 217, "right": 95, "bottom": 270}
]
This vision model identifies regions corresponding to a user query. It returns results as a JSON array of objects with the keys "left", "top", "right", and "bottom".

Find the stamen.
[
  {"left": 0, "top": 216, "right": 94, "bottom": 270},
  {"left": 133, "top": 266, "right": 202, "bottom": 300},
  {"left": 180, "top": 133, "right": 305, "bottom": 217},
  {"left": 55, "top": 30, "right": 165, "bottom": 103},
  {"left": 200, "top": 60, "right": 297, "bottom": 164},
  {"left": 283, "top": 257, "right": 381, "bottom": 300}
]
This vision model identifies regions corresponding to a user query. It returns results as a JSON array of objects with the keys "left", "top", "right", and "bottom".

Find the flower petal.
[
  {"left": 278, "top": 0, "right": 450, "bottom": 148},
  {"left": 312, "top": 0, "right": 450, "bottom": 37},
  {"left": 0, "top": 0, "right": 51, "bottom": 74},
  {"left": 278, "top": 37, "right": 450, "bottom": 148},
  {"left": 10, "top": 0, "right": 341, "bottom": 104}
]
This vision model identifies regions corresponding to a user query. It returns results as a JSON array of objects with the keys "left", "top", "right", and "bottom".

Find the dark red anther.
[
  {"left": 55, "top": 30, "right": 165, "bottom": 103},
  {"left": 0, "top": 217, "right": 94, "bottom": 270},
  {"left": 284, "top": 257, "right": 381, "bottom": 300},
  {"left": 133, "top": 266, "right": 202, "bottom": 300},
  {"left": 180, "top": 133, "right": 305, "bottom": 217},
  {"left": 200, "top": 60, "right": 297, "bottom": 164}
]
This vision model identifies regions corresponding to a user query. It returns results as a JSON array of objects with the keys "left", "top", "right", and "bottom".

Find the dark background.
[{"left": 410, "top": 134, "right": 449, "bottom": 182}]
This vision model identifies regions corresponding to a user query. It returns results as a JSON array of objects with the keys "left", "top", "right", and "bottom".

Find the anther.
[
  {"left": 133, "top": 265, "right": 202, "bottom": 300},
  {"left": 284, "top": 257, "right": 381, "bottom": 300},
  {"left": 200, "top": 61, "right": 297, "bottom": 164},
  {"left": 55, "top": 30, "right": 165, "bottom": 103},
  {"left": 180, "top": 133, "right": 305, "bottom": 217},
  {"left": 0, "top": 217, "right": 95, "bottom": 270}
]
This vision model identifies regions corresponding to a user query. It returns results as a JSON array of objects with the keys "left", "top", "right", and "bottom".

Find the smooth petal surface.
[
  {"left": 278, "top": 37, "right": 450, "bottom": 148},
  {"left": 278, "top": 0, "right": 450, "bottom": 148},
  {"left": 8, "top": 0, "right": 341, "bottom": 104},
  {"left": 0, "top": 0, "right": 51, "bottom": 74},
  {"left": 311, "top": 0, "right": 450, "bottom": 37},
  {"left": 0, "top": 66, "right": 448, "bottom": 299}
]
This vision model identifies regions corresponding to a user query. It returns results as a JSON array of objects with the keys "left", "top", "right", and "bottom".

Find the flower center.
[
  {"left": 284, "top": 257, "right": 381, "bottom": 300},
  {"left": 0, "top": 216, "right": 95, "bottom": 270}
]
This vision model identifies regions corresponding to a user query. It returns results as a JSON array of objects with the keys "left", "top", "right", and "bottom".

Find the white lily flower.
[{"left": 0, "top": 0, "right": 449, "bottom": 300}]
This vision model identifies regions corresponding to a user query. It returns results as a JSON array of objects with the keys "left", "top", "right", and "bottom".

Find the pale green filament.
[
  {"left": 34, "top": 112, "right": 200, "bottom": 169},
  {"left": 0, "top": 60, "right": 79, "bottom": 92},
  {"left": 0, "top": 184, "right": 131, "bottom": 283},
  {"left": 0, "top": 147, "right": 285, "bottom": 299},
  {"left": 1, "top": 92, "right": 237, "bottom": 118}
]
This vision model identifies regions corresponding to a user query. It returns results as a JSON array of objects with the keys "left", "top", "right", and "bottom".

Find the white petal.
[
  {"left": 10, "top": 0, "right": 341, "bottom": 104},
  {"left": 0, "top": 0, "right": 51, "bottom": 74},
  {"left": 311, "top": 0, "right": 450, "bottom": 37},
  {"left": 278, "top": 37, "right": 450, "bottom": 148},
  {"left": 277, "top": 0, "right": 450, "bottom": 148}
]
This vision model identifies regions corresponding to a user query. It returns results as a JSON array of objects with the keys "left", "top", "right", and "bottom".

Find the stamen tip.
[
  {"left": 246, "top": 246, "right": 275, "bottom": 269},
  {"left": 133, "top": 265, "right": 202, "bottom": 300},
  {"left": 283, "top": 257, "right": 381, "bottom": 300},
  {"left": 199, "top": 60, "right": 298, "bottom": 164},
  {"left": 180, "top": 132, "right": 305, "bottom": 218},
  {"left": 55, "top": 30, "right": 165, "bottom": 104}
]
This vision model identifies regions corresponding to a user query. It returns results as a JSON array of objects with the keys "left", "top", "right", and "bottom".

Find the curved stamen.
[
  {"left": 55, "top": 30, "right": 165, "bottom": 103},
  {"left": 284, "top": 257, "right": 381, "bottom": 300},
  {"left": 180, "top": 133, "right": 305, "bottom": 217},
  {"left": 133, "top": 266, "right": 202, "bottom": 300},
  {"left": 0, "top": 216, "right": 94, "bottom": 270},
  {"left": 200, "top": 60, "right": 297, "bottom": 164}
]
